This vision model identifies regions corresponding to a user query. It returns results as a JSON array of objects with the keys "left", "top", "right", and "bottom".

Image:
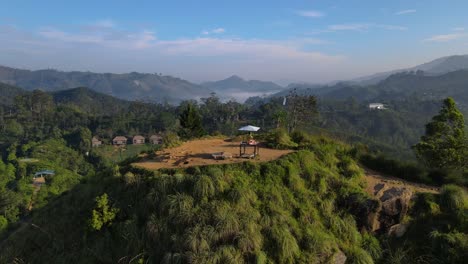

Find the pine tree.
[
  {"left": 413, "top": 97, "right": 467, "bottom": 169},
  {"left": 179, "top": 102, "right": 205, "bottom": 139}
]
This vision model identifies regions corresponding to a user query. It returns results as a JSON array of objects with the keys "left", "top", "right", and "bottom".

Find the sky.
[{"left": 1, "top": 0, "right": 467, "bottom": 84}]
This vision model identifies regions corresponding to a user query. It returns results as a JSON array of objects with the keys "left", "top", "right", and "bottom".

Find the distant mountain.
[
  {"left": 353, "top": 55, "right": 468, "bottom": 85},
  {"left": 0, "top": 82, "right": 26, "bottom": 106},
  {"left": 0, "top": 66, "right": 212, "bottom": 104},
  {"left": 267, "top": 55, "right": 468, "bottom": 104},
  {"left": 201, "top": 75, "right": 285, "bottom": 102},
  {"left": 322, "top": 70, "right": 468, "bottom": 106},
  {"left": 51, "top": 87, "right": 132, "bottom": 114}
]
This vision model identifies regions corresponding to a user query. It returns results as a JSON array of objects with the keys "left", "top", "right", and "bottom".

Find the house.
[
  {"left": 92, "top": 136, "right": 102, "bottom": 147},
  {"left": 132, "top": 135, "right": 145, "bottom": 145},
  {"left": 369, "top": 103, "right": 385, "bottom": 110},
  {"left": 113, "top": 136, "right": 127, "bottom": 146},
  {"left": 150, "top": 135, "right": 163, "bottom": 145}
]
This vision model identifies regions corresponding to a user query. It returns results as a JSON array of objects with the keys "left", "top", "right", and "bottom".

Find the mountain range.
[
  {"left": 0, "top": 66, "right": 212, "bottom": 104},
  {"left": 351, "top": 54, "right": 468, "bottom": 85},
  {"left": 0, "top": 66, "right": 286, "bottom": 104},
  {"left": 1, "top": 54, "right": 468, "bottom": 105}
]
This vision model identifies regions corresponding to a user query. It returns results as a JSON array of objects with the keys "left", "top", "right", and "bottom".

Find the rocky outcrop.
[{"left": 367, "top": 185, "right": 413, "bottom": 234}]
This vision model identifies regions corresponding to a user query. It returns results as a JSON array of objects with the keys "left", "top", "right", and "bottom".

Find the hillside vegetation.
[
  {"left": 1, "top": 138, "right": 382, "bottom": 263},
  {"left": 0, "top": 66, "right": 212, "bottom": 104}
]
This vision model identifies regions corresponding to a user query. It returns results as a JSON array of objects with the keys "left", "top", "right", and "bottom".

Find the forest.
[{"left": 0, "top": 84, "right": 467, "bottom": 263}]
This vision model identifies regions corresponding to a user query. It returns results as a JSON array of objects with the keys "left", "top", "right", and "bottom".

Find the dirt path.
[
  {"left": 133, "top": 138, "right": 294, "bottom": 170},
  {"left": 28, "top": 177, "right": 45, "bottom": 211},
  {"left": 363, "top": 168, "right": 440, "bottom": 195}
]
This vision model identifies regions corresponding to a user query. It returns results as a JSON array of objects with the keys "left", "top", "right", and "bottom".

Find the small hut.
[
  {"left": 150, "top": 135, "right": 163, "bottom": 145},
  {"left": 133, "top": 135, "right": 145, "bottom": 145},
  {"left": 92, "top": 136, "right": 102, "bottom": 147},
  {"left": 113, "top": 136, "right": 127, "bottom": 146}
]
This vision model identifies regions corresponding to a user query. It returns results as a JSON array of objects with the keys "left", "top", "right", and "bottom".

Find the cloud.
[
  {"left": 0, "top": 23, "right": 348, "bottom": 83},
  {"left": 328, "top": 24, "right": 368, "bottom": 31},
  {"left": 296, "top": 10, "right": 325, "bottom": 18},
  {"left": 325, "top": 23, "right": 407, "bottom": 32},
  {"left": 38, "top": 26, "right": 157, "bottom": 49},
  {"left": 202, "top": 28, "right": 226, "bottom": 35},
  {"left": 423, "top": 33, "right": 465, "bottom": 42},
  {"left": 453, "top": 27, "right": 465, "bottom": 31},
  {"left": 395, "top": 9, "right": 416, "bottom": 15}
]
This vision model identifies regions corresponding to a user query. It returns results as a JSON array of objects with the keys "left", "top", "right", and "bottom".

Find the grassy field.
[{"left": 93, "top": 144, "right": 159, "bottom": 163}]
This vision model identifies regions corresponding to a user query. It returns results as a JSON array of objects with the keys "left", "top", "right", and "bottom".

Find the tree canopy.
[
  {"left": 413, "top": 97, "right": 467, "bottom": 169},
  {"left": 178, "top": 102, "right": 205, "bottom": 139}
]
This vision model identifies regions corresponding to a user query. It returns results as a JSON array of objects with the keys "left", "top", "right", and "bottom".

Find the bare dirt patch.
[
  {"left": 133, "top": 138, "right": 294, "bottom": 170},
  {"left": 364, "top": 168, "right": 439, "bottom": 196}
]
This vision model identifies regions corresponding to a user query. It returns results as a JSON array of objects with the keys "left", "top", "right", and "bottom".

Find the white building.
[{"left": 369, "top": 103, "right": 385, "bottom": 110}]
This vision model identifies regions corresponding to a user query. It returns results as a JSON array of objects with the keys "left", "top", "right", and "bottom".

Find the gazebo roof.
[
  {"left": 34, "top": 170, "right": 55, "bottom": 177},
  {"left": 238, "top": 125, "right": 260, "bottom": 132}
]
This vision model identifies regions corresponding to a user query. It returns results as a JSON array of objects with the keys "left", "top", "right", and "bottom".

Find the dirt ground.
[
  {"left": 364, "top": 168, "right": 439, "bottom": 195},
  {"left": 133, "top": 138, "right": 294, "bottom": 170}
]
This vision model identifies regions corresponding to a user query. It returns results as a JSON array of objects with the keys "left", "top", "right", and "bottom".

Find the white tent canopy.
[{"left": 238, "top": 125, "right": 260, "bottom": 132}]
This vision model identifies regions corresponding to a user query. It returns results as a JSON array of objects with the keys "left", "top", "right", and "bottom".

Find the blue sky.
[{"left": 1, "top": 0, "right": 467, "bottom": 84}]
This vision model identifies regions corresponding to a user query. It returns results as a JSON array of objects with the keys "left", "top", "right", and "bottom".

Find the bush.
[
  {"left": 265, "top": 129, "right": 298, "bottom": 149},
  {"left": 0, "top": 216, "right": 8, "bottom": 233},
  {"left": 162, "top": 131, "right": 182, "bottom": 148},
  {"left": 439, "top": 185, "right": 467, "bottom": 214},
  {"left": 89, "top": 193, "right": 120, "bottom": 231}
]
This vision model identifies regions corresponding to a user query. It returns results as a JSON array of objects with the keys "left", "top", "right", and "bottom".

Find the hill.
[
  {"left": 320, "top": 70, "right": 468, "bottom": 109},
  {"left": 259, "top": 70, "right": 468, "bottom": 159},
  {"left": 0, "top": 66, "right": 212, "bottom": 104},
  {"left": 51, "top": 87, "right": 132, "bottom": 114},
  {"left": 201, "top": 75, "right": 284, "bottom": 102},
  {"left": 352, "top": 54, "right": 468, "bottom": 85},
  {"left": 0, "top": 139, "right": 382, "bottom": 263},
  {"left": 0, "top": 83, "right": 26, "bottom": 107}
]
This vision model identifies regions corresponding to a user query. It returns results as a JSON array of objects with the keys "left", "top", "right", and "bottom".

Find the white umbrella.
[{"left": 238, "top": 125, "right": 260, "bottom": 132}]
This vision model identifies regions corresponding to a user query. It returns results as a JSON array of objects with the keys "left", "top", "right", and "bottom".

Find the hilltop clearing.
[{"left": 133, "top": 138, "right": 294, "bottom": 170}]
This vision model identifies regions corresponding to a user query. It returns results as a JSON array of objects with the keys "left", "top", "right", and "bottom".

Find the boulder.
[
  {"left": 368, "top": 185, "right": 413, "bottom": 233},
  {"left": 387, "top": 223, "right": 409, "bottom": 237},
  {"left": 331, "top": 250, "right": 347, "bottom": 264}
]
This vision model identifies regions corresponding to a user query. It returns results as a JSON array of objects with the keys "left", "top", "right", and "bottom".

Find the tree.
[
  {"left": 89, "top": 193, "right": 119, "bottom": 231},
  {"left": 178, "top": 102, "right": 205, "bottom": 139},
  {"left": 413, "top": 97, "right": 467, "bottom": 169},
  {"left": 285, "top": 89, "right": 317, "bottom": 133}
]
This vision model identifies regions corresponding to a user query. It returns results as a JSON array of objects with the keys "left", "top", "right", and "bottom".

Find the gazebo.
[
  {"left": 238, "top": 125, "right": 260, "bottom": 158},
  {"left": 34, "top": 170, "right": 55, "bottom": 178}
]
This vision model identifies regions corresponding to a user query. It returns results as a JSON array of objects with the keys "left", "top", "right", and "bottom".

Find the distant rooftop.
[{"left": 34, "top": 170, "right": 55, "bottom": 177}]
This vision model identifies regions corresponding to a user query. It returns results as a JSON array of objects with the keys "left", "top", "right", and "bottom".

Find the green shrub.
[
  {"left": 89, "top": 193, "right": 120, "bottom": 231},
  {"left": 0, "top": 216, "right": 8, "bottom": 233},
  {"left": 265, "top": 129, "right": 298, "bottom": 149},
  {"left": 162, "top": 131, "right": 182, "bottom": 148},
  {"left": 439, "top": 185, "right": 467, "bottom": 214}
]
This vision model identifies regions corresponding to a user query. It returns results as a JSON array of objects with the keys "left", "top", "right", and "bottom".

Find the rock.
[
  {"left": 368, "top": 183, "right": 413, "bottom": 232},
  {"left": 331, "top": 250, "right": 347, "bottom": 264},
  {"left": 374, "top": 183, "right": 385, "bottom": 195},
  {"left": 388, "top": 223, "right": 408, "bottom": 237}
]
